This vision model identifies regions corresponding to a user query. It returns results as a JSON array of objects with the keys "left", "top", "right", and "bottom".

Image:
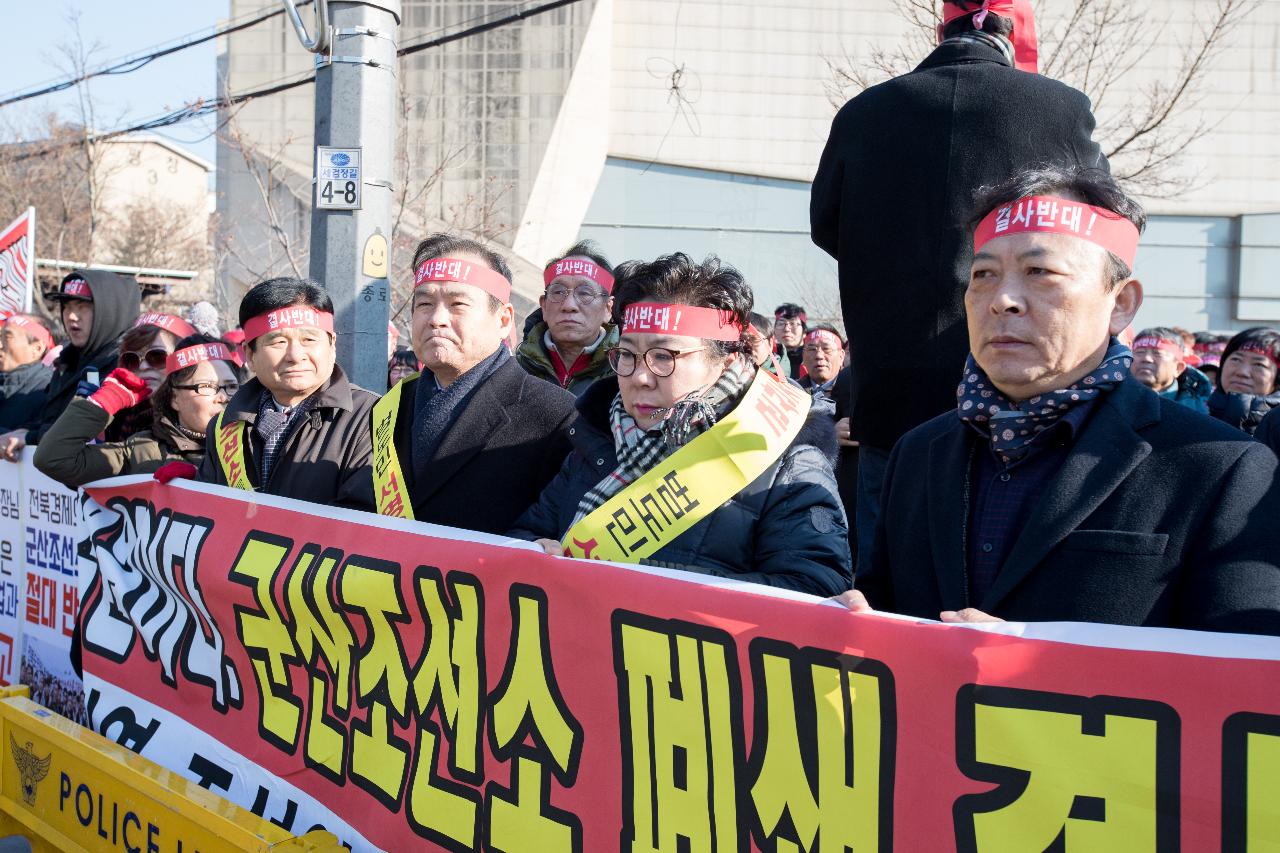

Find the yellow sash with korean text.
[
  {"left": 561, "top": 368, "right": 811, "bottom": 562},
  {"left": 213, "top": 412, "right": 255, "bottom": 492},
  {"left": 371, "top": 374, "right": 417, "bottom": 520}
]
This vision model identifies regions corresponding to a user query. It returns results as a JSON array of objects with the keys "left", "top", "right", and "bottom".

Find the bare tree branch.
[{"left": 822, "top": 0, "right": 1261, "bottom": 198}]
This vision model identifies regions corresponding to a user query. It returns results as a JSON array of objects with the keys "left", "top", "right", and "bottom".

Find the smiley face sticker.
[{"left": 362, "top": 229, "right": 388, "bottom": 278}]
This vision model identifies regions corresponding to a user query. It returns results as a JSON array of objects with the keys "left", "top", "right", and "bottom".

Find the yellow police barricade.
[{"left": 0, "top": 687, "right": 341, "bottom": 852}]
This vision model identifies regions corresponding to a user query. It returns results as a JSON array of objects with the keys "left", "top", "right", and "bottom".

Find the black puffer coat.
[
  {"left": 1208, "top": 388, "right": 1280, "bottom": 437},
  {"left": 27, "top": 270, "right": 140, "bottom": 444},
  {"left": 508, "top": 375, "right": 853, "bottom": 597}
]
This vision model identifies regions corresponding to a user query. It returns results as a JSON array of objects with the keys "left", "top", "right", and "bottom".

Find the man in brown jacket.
[{"left": 199, "top": 277, "right": 377, "bottom": 510}]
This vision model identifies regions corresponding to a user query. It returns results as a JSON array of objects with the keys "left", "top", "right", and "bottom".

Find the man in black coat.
[
  {"left": 810, "top": 0, "right": 1107, "bottom": 570},
  {"left": 840, "top": 166, "right": 1280, "bottom": 636},
  {"left": 367, "top": 234, "right": 575, "bottom": 535},
  {"left": 199, "top": 277, "right": 377, "bottom": 510}
]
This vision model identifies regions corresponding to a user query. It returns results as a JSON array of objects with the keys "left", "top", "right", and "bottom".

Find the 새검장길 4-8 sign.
[{"left": 315, "top": 147, "right": 362, "bottom": 210}]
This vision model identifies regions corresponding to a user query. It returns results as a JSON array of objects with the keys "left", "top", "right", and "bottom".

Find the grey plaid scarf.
[
  {"left": 569, "top": 358, "right": 754, "bottom": 528},
  {"left": 946, "top": 30, "right": 1014, "bottom": 65}
]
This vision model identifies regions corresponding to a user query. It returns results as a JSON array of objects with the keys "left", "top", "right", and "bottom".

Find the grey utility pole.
[{"left": 283, "top": 0, "right": 399, "bottom": 392}]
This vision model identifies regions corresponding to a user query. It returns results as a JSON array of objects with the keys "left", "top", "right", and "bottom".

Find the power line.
[
  {"left": 397, "top": 0, "right": 584, "bottom": 58},
  {"left": 0, "top": 2, "right": 313, "bottom": 110},
  {"left": 9, "top": 0, "right": 589, "bottom": 163}
]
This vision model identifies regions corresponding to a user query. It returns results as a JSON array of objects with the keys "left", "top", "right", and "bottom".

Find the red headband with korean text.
[
  {"left": 975, "top": 195, "right": 1141, "bottom": 269},
  {"left": 135, "top": 312, "right": 197, "bottom": 339},
  {"left": 543, "top": 258, "right": 615, "bottom": 293},
  {"left": 4, "top": 316, "right": 53, "bottom": 350},
  {"left": 1236, "top": 343, "right": 1280, "bottom": 371},
  {"left": 165, "top": 341, "right": 236, "bottom": 375},
  {"left": 414, "top": 257, "right": 512, "bottom": 302},
  {"left": 621, "top": 302, "right": 742, "bottom": 342},
  {"left": 242, "top": 306, "right": 335, "bottom": 342},
  {"left": 1132, "top": 336, "right": 1184, "bottom": 356},
  {"left": 804, "top": 329, "right": 844, "bottom": 349}
]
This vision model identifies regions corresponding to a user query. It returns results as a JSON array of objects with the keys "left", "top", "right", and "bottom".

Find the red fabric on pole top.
[{"left": 941, "top": 0, "right": 1039, "bottom": 73}]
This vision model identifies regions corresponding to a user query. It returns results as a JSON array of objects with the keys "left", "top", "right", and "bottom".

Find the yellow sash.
[
  {"left": 561, "top": 368, "right": 811, "bottom": 562},
  {"left": 213, "top": 411, "right": 255, "bottom": 492},
  {"left": 371, "top": 374, "right": 417, "bottom": 520}
]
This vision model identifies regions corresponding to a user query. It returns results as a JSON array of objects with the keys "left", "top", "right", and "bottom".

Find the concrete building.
[
  {"left": 31, "top": 134, "right": 213, "bottom": 308},
  {"left": 216, "top": 0, "right": 1280, "bottom": 333}
]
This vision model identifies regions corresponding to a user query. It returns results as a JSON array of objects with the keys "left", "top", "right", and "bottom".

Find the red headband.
[
  {"left": 1131, "top": 336, "right": 1184, "bottom": 356},
  {"left": 61, "top": 278, "right": 92, "bottom": 300},
  {"left": 135, "top": 312, "right": 197, "bottom": 339},
  {"left": 804, "top": 329, "right": 844, "bottom": 349},
  {"left": 1235, "top": 343, "right": 1280, "bottom": 371},
  {"left": 242, "top": 306, "right": 335, "bottom": 342},
  {"left": 621, "top": 302, "right": 742, "bottom": 342},
  {"left": 543, "top": 258, "right": 615, "bottom": 293},
  {"left": 165, "top": 342, "right": 236, "bottom": 375},
  {"left": 942, "top": 0, "right": 1038, "bottom": 72},
  {"left": 4, "top": 317, "right": 53, "bottom": 350},
  {"left": 975, "top": 195, "right": 1140, "bottom": 269},
  {"left": 414, "top": 257, "right": 511, "bottom": 303}
]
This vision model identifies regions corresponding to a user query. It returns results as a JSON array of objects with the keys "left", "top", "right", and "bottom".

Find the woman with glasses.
[
  {"left": 509, "top": 253, "right": 852, "bottom": 597},
  {"left": 34, "top": 334, "right": 243, "bottom": 489}
]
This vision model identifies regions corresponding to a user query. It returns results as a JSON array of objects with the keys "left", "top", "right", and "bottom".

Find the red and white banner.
[
  {"left": 64, "top": 476, "right": 1280, "bottom": 851},
  {"left": 0, "top": 208, "right": 35, "bottom": 316}
]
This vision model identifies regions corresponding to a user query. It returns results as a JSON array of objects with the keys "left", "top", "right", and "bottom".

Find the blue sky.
[{"left": 0, "top": 1, "right": 235, "bottom": 163}]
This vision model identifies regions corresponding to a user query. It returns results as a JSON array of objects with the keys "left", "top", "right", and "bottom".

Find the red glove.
[
  {"left": 88, "top": 368, "right": 150, "bottom": 416},
  {"left": 153, "top": 461, "right": 198, "bottom": 484}
]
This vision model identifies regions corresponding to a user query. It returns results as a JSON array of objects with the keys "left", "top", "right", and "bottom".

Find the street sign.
[{"left": 315, "top": 147, "right": 362, "bottom": 210}]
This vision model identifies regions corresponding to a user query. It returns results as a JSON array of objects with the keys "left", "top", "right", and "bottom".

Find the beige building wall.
[
  {"left": 93, "top": 136, "right": 212, "bottom": 253},
  {"left": 602, "top": 0, "right": 1280, "bottom": 216},
  {"left": 217, "top": 0, "right": 1280, "bottom": 288}
]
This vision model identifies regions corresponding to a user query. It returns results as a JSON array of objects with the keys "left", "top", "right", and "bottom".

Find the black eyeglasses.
[
  {"left": 119, "top": 347, "right": 171, "bottom": 372},
  {"left": 607, "top": 346, "right": 707, "bottom": 378},
  {"left": 546, "top": 285, "right": 606, "bottom": 305},
  {"left": 171, "top": 381, "right": 239, "bottom": 398}
]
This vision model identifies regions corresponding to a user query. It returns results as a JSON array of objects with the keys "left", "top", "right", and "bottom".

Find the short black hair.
[
  {"left": 411, "top": 233, "right": 511, "bottom": 314},
  {"left": 152, "top": 333, "right": 245, "bottom": 424},
  {"left": 389, "top": 346, "right": 418, "bottom": 369},
  {"left": 1134, "top": 327, "right": 1183, "bottom": 348},
  {"left": 1219, "top": 327, "right": 1280, "bottom": 394},
  {"left": 1195, "top": 331, "right": 1230, "bottom": 345},
  {"left": 940, "top": 2, "right": 1014, "bottom": 39},
  {"left": 239, "top": 277, "right": 334, "bottom": 351},
  {"left": 968, "top": 165, "right": 1147, "bottom": 291},
  {"left": 747, "top": 312, "right": 774, "bottom": 338},
  {"left": 545, "top": 240, "right": 614, "bottom": 276},
  {"left": 773, "top": 303, "right": 808, "bottom": 324},
  {"left": 612, "top": 253, "right": 753, "bottom": 357},
  {"left": 803, "top": 323, "right": 847, "bottom": 348}
]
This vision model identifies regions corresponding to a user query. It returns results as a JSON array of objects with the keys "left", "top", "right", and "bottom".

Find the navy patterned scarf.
[{"left": 958, "top": 340, "right": 1133, "bottom": 463}]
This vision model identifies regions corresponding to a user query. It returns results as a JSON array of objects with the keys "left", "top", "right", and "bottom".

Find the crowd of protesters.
[{"left": 0, "top": 0, "right": 1274, "bottom": 643}]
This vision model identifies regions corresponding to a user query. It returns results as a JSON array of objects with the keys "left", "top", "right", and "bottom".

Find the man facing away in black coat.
[
  {"left": 838, "top": 165, "right": 1280, "bottom": 636},
  {"left": 810, "top": 0, "right": 1108, "bottom": 571},
  {"left": 363, "top": 233, "right": 575, "bottom": 535}
]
